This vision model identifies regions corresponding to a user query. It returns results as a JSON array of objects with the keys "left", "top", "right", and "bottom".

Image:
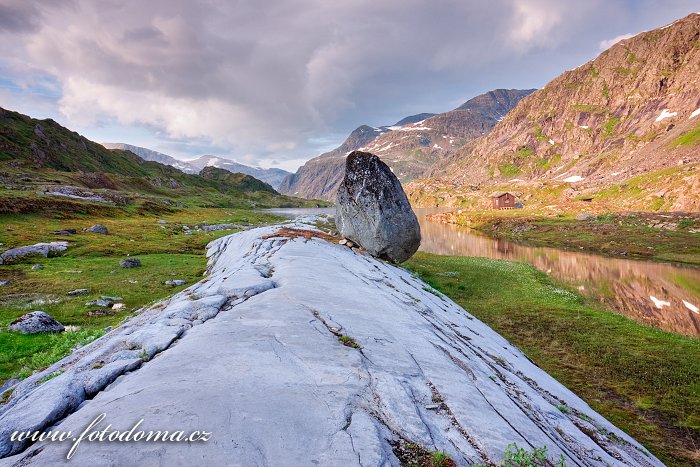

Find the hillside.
[
  {"left": 407, "top": 13, "right": 700, "bottom": 212},
  {"left": 186, "top": 155, "right": 290, "bottom": 190},
  {"left": 279, "top": 89, "right": 534, "bottom": 200},
  {"left": 199, "top": 166, "right": 278, "bottom": 194},
  {"left": 0, "top": 107, "right": 325, "bottom": 214},
  {"left": 102, "top": 144, "right": 291, "bottom": 189}
]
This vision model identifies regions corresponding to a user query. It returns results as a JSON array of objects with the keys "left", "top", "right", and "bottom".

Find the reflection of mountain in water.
[{"left": 416, "top": 209, "right": 700, "bottom": 337}]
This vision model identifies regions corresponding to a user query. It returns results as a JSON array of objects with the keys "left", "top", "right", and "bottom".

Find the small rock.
[
  {"left": 157, "top": 220, "right": 167, "bottom": 224},
  {"left": 53, "top": 229, "right": 76, "bottom": 236},
  {"left": 31, "top": 264, "right": 43, "bottom": 270},
  {"left": 100, "top": 296, "right": 123, "bottom": 302},
  {"left": 104, "top": 326, "right": 113, "bottom": 332},
  {"left": 86, "top": 224, "right": 109, "bottom": 235},
  {"left": 67, "top": 288, "right": 90, "bottom": 295},
  {"left": 127, "top": 280, "right": 138, "bottom": 284},
  {"left": 0, "top": 281, "right": 10, "bottom": 287},
  {"left": 164, "top": 280, "right": 186, "bottom": 286},
  {"left": 88, "top": 309, "right": 114, "bottom": 317},
  {"left": 8, "top": 311, "right": 64, "bottom": 334},
  {"left": 119, "top": 258, "right": 141, "bottom": 268},
  {"left": 345, "top": 240, "right": 355, "bottom": 248},
  {"left": 576, "top": 214, "right": 595, "bottom": 221},
  {"left": 339, "top": 239, "right": 348, "bottom": 245},
  {"left": 86, "top": 299, "right": 114, "bottom": 308},
  {"left": 112, "top": 303, "right": 126, "bottom": 310}
]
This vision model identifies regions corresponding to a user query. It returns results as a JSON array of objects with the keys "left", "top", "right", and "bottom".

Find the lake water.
[{"left": 265, "top": 207, "right": 700, "bottom": 337}]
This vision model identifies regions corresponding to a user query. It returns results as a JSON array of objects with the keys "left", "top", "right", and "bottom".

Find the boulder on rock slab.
[
  {"left": 335, "top": 151, "right": 421, "bottom": 263},
  {"left": 8, "top": 311, "right": 64, "bottom": 334},
  {"left": 0, "top": 242, "right": 68, "bottom": 265},
  {"left": 119, "top": 258, "right": 141, "bottom": 268}
]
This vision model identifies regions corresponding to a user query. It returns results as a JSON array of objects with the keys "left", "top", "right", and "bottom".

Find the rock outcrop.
[
  {"left": 86, "top": 224, "right": 109, "bottom": 234},
  {"left": 336, "top": 152, "right": 421, "bottom": 263},
  {"left": 0, "top": 242, "right": 68, "bottom": 265},
  {"left": 8, "top": 311, "right": 64, "bottom": 334},
  {"left": 119, "top": 257, "right": 141, "bottom": 268},
  {"left": 0, "top": 219, "right": 659, "bottom": 465}
]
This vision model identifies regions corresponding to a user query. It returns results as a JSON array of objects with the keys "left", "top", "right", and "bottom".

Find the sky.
[{"left": 0, "top": 0, "right": 698, "bottom": 171}]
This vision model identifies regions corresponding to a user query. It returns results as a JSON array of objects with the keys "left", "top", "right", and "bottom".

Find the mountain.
[
  {"left": 102, "top": 143, "right": 197, "bottom": 173},
  {"left": 102, "top": 144, "right": 291, "bottom": 189},
  {"left": 185, "top": 155, "right": 290, "bottom": 189},
  {"left": 279, "top": 89, "right": 534, "bottom": 200},
  {"left": 408, "top": 13, "right": 700, "bottom": 212},
  {"left": 0, "top": 107, "right": 326, "bottom": 213},
  {"left": 199, "top": 166, "right": 278, "bottom": 194}
]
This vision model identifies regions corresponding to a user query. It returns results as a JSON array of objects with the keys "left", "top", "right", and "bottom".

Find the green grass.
[
  {"left": 404, "top": 253, "right": 700, "bottom": 466},
  {"left": 671, "top": 123, "right": 700, "bottom": 148},
  {"left": 498, "top": 163, "right": 522, "bottom": 177},
  {"left": 0, "top": 207, "right": 284, "bottom": 382}
]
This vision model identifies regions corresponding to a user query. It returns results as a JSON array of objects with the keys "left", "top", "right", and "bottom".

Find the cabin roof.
[{"left": 491, "top": 192, "right": 514, "bottom": 198}]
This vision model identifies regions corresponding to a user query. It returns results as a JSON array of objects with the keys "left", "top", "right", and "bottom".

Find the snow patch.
[
  {"left": 433, "top": 144, "right": 443, "bottom": 150},
  {"left": 690, "top": 108, "right": 700, "bottom": 119},
  {"left": 579, "top": 125, "right": 589, "bottom": 129},
  {"left": 683, "top": 300, "right": 699, "bottom": 314},
  {"left": 548, "top": 139, "right": 555, "bottom": 145},
  {"left": 650, "top": 296, "right": 671, "bottom": 309},
  {"left": 563, "top": 175, "right": 584, "bottom": 183},
  {"left": 655, "top": 109, "right": 677, "bottom": 122}
]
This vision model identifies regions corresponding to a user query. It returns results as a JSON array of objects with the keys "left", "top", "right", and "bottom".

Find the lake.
[{"left": 265, "top": 207, "right": 700, "bottom": 337}]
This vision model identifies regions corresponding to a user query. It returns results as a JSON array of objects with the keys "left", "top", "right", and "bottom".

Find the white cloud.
[{"left": 599, "top": 33, "right": 634, "bottom": 50}]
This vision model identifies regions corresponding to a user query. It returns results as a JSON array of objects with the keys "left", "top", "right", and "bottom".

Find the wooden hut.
[{"left": 492, "top": 192, "right": 516, "bottom": 210}]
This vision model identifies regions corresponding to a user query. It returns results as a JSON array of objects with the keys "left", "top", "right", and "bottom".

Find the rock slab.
[
  {"left": 0, "top": 242, "right": 68, "bottom": 265},
  {"left": 8, "top": 311, "right": 64, "bottom": 334},
  {"left": 335, "top": 151, "right": 421, "bottom": 262},
  {"left": 0, "top": 221, "right": 660, "bottom": 466}
]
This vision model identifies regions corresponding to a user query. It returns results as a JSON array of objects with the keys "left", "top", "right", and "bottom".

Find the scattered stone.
[
  {"left": 88, "top": 309, "right": 114, "bottom": 317},
  {"left": 67, "top": 289, "right": 90, "bottom": 296},
  {"left": 576, "top": 213, "right": 595, "bottom": 221},
  {"left": 338, "top": 239, "right": 347, "bottom": 245},
  {"left": 86, "top": 224, "right": 109, "bottom": 235},
  {"left": 112, "top": 304, "right": 126, "bottom": 311},
  {"left": 8, "top": 311, "right": 64, "bottom": 334},
  {"left": 100, "top": 296, "right": 123, "bottom": 302},
  {"left": 104, "top": 326, "right": 113, "bottom": 332},
  {"left": 345, "top": 240, "right": 355, "bottom": 248},
  {"left": 0, "top": 281, "right": 10, "bottom": 287},
  {"left": 0, "top": 242, "right": 68, "bottom": 265},
  {"left": 127, "top": 280, "right": 138, "bottom": 284},
  {"left": 31, "top": 264, "right": 43, "bottom": 270},
  {"left": 53, "top": 229, "right": 77, "bottom": 236},
  {"left": 157, "top": 220, "right": 168, "bottom": 224},
  {"left": 164, "top": 280, "right": 186, "bottom": 286},
  {"left": 335, "top": 151, "right": 421, "bottom": 263},
  {"left": 201, "top": 223, "right": 245, "bottom": 232},
  {"left": 119, "top": 258, "right": 141, "bottom": 268},
  {"left": 86, "top": 300, "right": 114, "bottom": 308}
]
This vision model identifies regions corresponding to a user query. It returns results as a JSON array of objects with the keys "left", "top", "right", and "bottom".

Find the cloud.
[
  {"left": 0, "top": 0, "right": 698, "bottom": 168},
  {"left": 599, "top": 33, "right": 634, "bottom": 50}
]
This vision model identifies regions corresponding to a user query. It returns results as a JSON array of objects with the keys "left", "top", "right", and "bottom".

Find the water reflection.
[{"left": 264, "top": 207, "right": 700, "bottom": 337}]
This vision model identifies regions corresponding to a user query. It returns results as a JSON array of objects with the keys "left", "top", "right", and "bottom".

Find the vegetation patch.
[
  {"left": 261, "top": 227, "right": 338, "bottom": 242},
  {"left": 498, "top": 163, "right": 522, "bottom": 178},
  {"left": 670, "top": 123, "right": 700, "bottom": 148},
  {"left": 390, "top": 439, "right": 455, "bottom": 467}
]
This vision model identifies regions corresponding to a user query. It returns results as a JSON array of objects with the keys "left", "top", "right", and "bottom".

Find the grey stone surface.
[
  {"left": 0, "top": 222, "right": 660, "bottom": 466},
  {"left": 335, "top": 151, "right": 421, "bottom": 263},
  {"left": 86, "top": 224, "right": 109, "bottom": 234},
  {"left": 100, "top": 296, "right": 123, "bottom": 301},
  {"left": 576, "top": 213, "right": 596, "bottom": 221},
  {"left": 0, "top": 242, "right": 68, "bottom": 265},
  {"left": 67, "top": 289, "right": 90, "bottom": 296},
  {"left": 7, "top": 311, "right": 64, "bottom": 334},
  {"left": 0, "top": 281, "right": 8, "bottom": 287},
  {"left": 164, "top": 280, "right": 186, "bottom": 286},
  {"left": 119, "top": 257, "right": 141, "bottom": 268},
  {"left": 31, "top": 264, "right": 43, "bottom": 270},
  {"left": 85, "top": 300, "right": 113, "bottom": 308}
]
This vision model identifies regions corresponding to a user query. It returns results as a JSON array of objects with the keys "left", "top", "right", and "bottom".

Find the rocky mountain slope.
[
  {"left": 102, "top": 144, "right": 291, "bottom": 189},
  {"left": 408, "top": 13, "right": 700, "bottom": 212},
  {"left": 0, "top": 221, "right": 658, "bottom": 465},
  {"left": 0, "top": 107, "right": 323, "bottom": 213},
  {"left": 279, "top": 90, "right": 534, "bottom": 200}
]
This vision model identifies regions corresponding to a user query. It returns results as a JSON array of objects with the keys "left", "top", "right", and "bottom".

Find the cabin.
[{"left": 492, "top": 192, "right": 516, "bottom": 210}]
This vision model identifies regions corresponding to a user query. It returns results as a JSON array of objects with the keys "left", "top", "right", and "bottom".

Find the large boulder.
[
  {"left": 0, "top": 242, "right": 68, "bottom": 265},
  {"left": 8, "top": 311, "right": 64, "bottom": 334},
  {"left": 335, "top": 151, "right": 421, "bottom": 262},
  {"left": 86, "top": 224, "right": 109, "bottom": 234},
  {"left": 119, "top": 257, "right": 141, "bottom": 268}
]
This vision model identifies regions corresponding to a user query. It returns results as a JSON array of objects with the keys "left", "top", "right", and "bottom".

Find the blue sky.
[{"left": 1, "top": 0, "right": 698, "bottom": 171}]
